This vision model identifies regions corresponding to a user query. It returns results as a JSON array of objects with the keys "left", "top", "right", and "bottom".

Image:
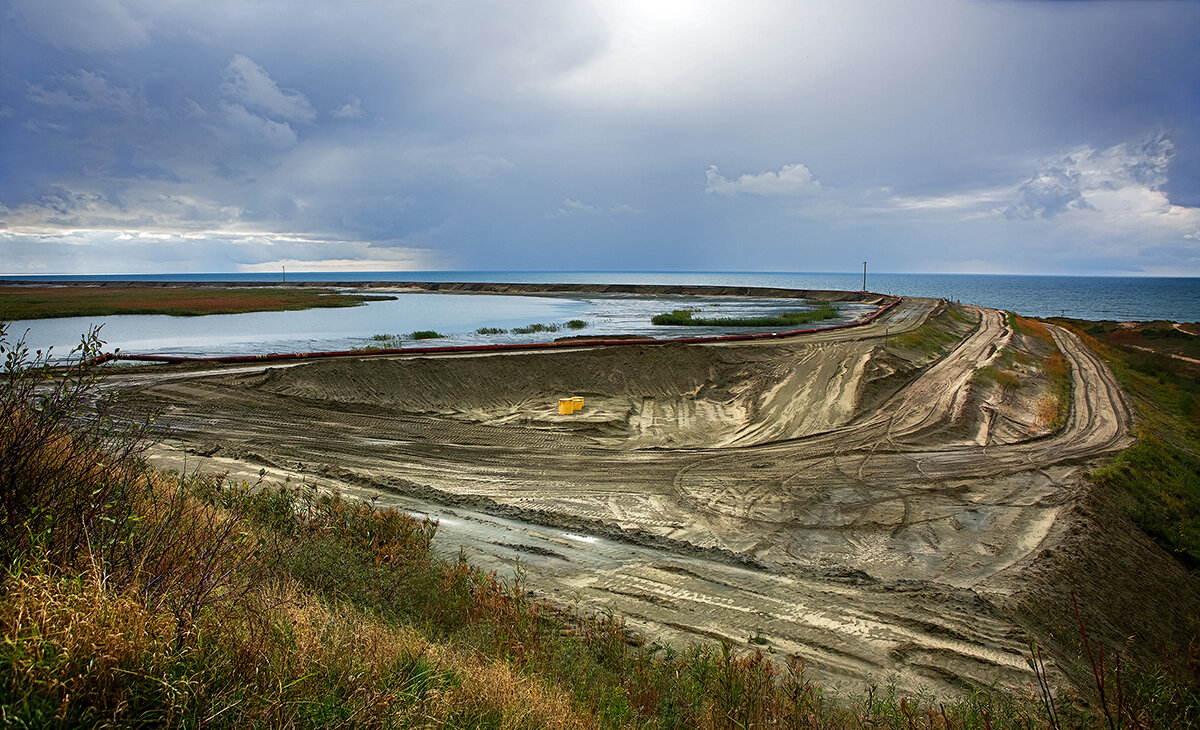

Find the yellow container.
[
  {"left": 558, "top": 398, "right": 574, "bottom": 415},
  {"left": 571, "top": 396, "right": 584, "bottom": 411}
]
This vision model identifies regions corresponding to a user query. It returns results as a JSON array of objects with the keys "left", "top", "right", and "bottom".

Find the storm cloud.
[{"left": 2, "top": 1, "right": 1198, "bottom": 275}]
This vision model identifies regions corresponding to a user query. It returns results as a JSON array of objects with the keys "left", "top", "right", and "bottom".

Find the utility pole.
[
  {"left": 862, "top": 261, "right": 867, "bottom": 291},
  {"left": 282, "top": 265, "right": 286, "bottom": 284}
]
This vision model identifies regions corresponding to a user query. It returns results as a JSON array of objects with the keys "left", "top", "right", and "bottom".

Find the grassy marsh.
[
  {"left": 513, "top": 322, "right": 562, "bottom": 334},
  {"left": 0, "top": 285, "right": 396, "bottom": 320},
  {"left": 651, "top": 303, "right": 837, "bottom": 328}
]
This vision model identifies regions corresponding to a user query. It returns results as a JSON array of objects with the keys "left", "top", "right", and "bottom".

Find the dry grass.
[
  {"left": 0, "top": 565, "right": 596, "bottom": 729},
  {"left": 1009, "top": 313, "right": 1055, "bottom": 347}
]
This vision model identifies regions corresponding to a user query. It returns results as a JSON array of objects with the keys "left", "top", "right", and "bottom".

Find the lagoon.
[{"left": 7, "top": 290, "right": 864, "bottom": 360}]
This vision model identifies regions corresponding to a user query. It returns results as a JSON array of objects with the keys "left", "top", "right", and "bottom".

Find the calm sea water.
[
  {"left": 6, "top": 271, "right": 1198, "bottom": 322},
  {"left": 3, "top": 272, "right": 1197, "bottom": 359}
]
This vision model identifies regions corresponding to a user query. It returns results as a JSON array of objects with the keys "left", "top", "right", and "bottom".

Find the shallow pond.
[{"left": 7, "top": 290, "right": 870, "bottom": 360}]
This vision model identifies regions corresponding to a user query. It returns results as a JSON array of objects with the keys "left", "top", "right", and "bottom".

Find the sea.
[{"left": 3, "top": 272, "right": 1198, "bottom": 360}]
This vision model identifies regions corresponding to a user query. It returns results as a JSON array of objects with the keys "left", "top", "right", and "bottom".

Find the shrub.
[
  {"left": 0, "top": 323, "right": 264, "bottom": 635},
  {"left": 0, "top": 324, "right": 152, "bottom": 567},
  {"left": 407, "top": 330, "right": 445, "bottom": 340}
]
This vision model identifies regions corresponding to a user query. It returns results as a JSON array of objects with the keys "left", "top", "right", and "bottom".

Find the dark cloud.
[{"left": 1, "top": 1, "right": 1197, "bottom": 275}]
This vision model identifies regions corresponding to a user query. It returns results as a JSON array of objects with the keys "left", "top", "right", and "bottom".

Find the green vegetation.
[
  {"left": 1092, "top": 437, "right": 1200, "bottom": 571},
  {"left": 354, "top": 333, "right": 404, "bottom": 351},
  {"left": 513, "top": 322, "right": 561, "bottom": 334},
  {"left": 0, "top": 285, "right": 397, "bottom": 320},
  {"left": 354, "top": 330, "right": 444, "bottom": 351},
  {"left": 1007, "top": 313, "right": 1072, "bottom": 429},
  {"left": 889, "top": 318, "right": 963, "bottom": 359},
  {"left": 969, "top": 316, "right": 1072, "bottom": 422},
  {"left": 1054, "top": 319, "right": 1200, "bottom": 576},
  {"left": 2, "top": 321, "right": 1198, "bottom": 728},
  {"left": 476, "top": 327, "right": 507, "bottom": 335},
  {"left": 651, "top": 303, "right": 837, "bottom": 327},
  {"left": 503, "top": 321, "right": 586, "bottom": 335},
  {"left": 973, "top": 364, "right": 1021, "bottom": 391}
]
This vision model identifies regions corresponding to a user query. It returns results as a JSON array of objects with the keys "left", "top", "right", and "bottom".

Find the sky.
[{"left": 2, "top": 1, "right": 1199, "bottom": 277}]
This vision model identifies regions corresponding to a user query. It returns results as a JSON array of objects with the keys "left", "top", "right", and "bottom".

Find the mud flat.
[{"left": 109, "top": 289, "right": 1199, "bottom": 699}]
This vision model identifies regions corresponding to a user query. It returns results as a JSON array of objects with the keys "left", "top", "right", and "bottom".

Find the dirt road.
[{"left": 112, "top": 294, "right": 1174, "bottom": 697}]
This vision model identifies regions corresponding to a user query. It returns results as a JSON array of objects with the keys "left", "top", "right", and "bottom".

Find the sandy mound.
[{"left": 237, "top": 339, "right": 930, "bottom": 449}]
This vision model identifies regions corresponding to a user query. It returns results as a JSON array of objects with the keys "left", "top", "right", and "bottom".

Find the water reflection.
[{"left": 8, "top": 291, "right": 864, "bottom": 360}]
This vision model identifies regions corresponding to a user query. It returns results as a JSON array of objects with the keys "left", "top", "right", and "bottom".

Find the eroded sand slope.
[{"left": 118, "top": 296, "right": 1199, "bottom": 698}]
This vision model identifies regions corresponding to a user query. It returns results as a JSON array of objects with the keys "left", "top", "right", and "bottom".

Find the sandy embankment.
[{"left": 110, "top": 290, "right": 1198, "bottom": 699}]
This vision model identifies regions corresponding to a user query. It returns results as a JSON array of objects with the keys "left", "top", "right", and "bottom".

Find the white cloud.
[
  {"left": 0, "top": 228, "right": 445, "bottom": 275},
  {"left": 11, "top": 0, "right": 149, "bottom": 52},
  {"left": 1001, "top": 134, "right": 1199, "bottom": 236},
  {"left": 0, "top": 185, "right": 243, "bottom": 232},
  {"left": 554, "top": 198, "right": 600, "bottom": 216},
  {"left": 1004, "top": 166, "right": 1089, "bottom": 220},
  {"left": 705, "top": 163, "right": 821, "bottom": 197},
  {"left": 863, "top": 134, "right": 1199, "bottom": 243},
  {"left": 238, "top": 254, "right": 436, "bottom": 273},
  {"left": 183, "top": 98, "right": 207, "bottom": 118},
  {"left": 218, "top": 102, "right": 299, "bottom": 149},
  {"left": 21, "top": 118, "right": 67, "bottom": 134},
  {"left": 28, "top": 70, "right": 160, "bottom": 119},
  {"left": 332, "top": 96, "right": 364, "bottom": 119},
  {"left": 890, "top": 191, "right": 1010, "bottom": 214},
  {"left": 221, "top": 55, "right": 316, "bottom": 124},
  {"left": 552, "top": 198, "right": 641, "bottom": 218},
  {"left": 551, "top": 2, "right": 790, "bottom": 107}
]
